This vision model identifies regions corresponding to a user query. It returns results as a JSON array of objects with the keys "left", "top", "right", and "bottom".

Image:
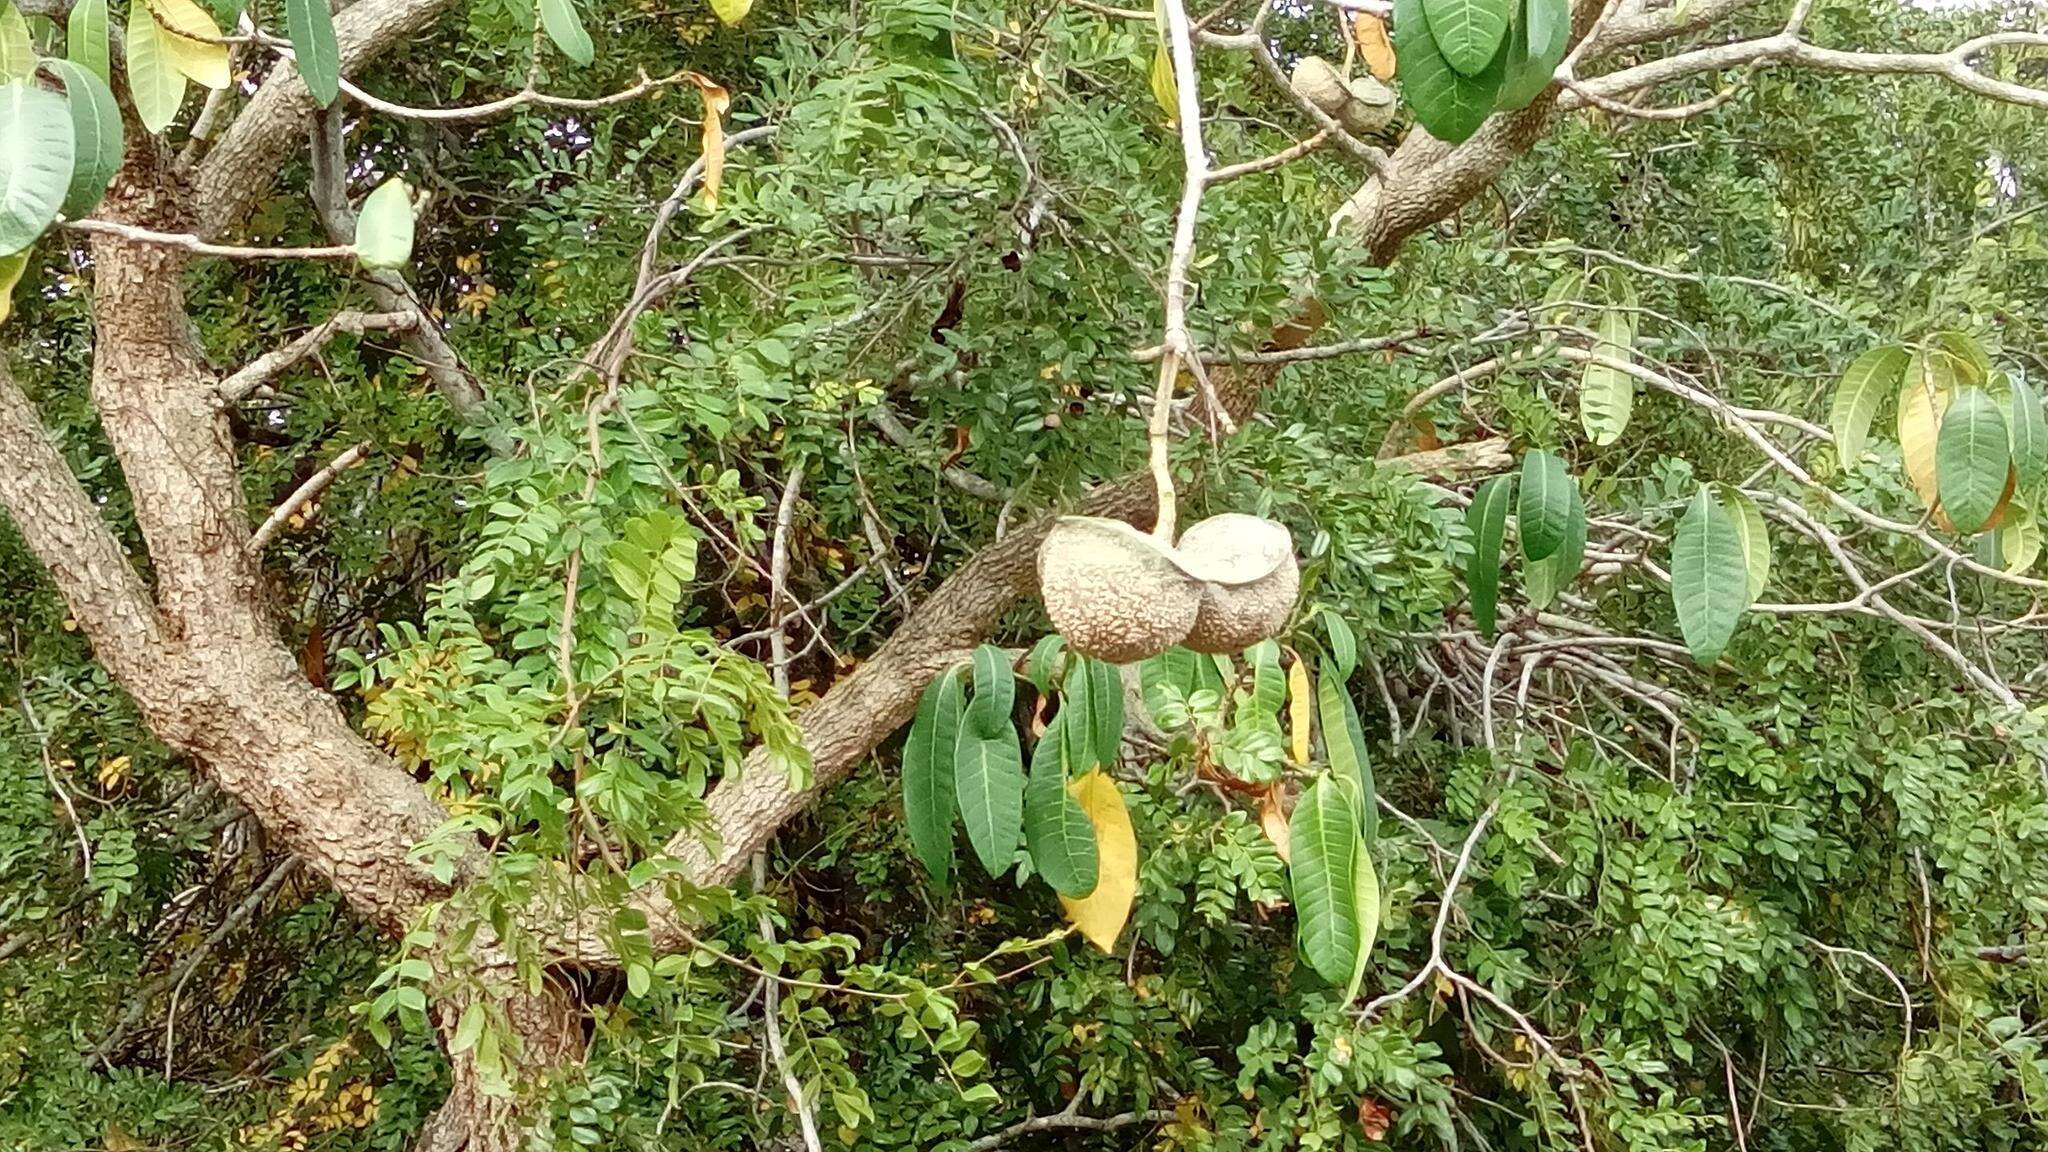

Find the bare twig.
[
  {"left": 220, "top": 312, "right": 418, "bottom": 402},
  {"left": 248, "top": 443, "right": 374, "bottom": 553}
]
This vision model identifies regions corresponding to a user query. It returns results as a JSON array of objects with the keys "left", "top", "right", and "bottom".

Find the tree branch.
[{"left": 219, "top": 311, "right": 418, "bottom": 402}]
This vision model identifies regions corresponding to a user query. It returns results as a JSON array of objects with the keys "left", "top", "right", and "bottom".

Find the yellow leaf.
[
  {"left": 684, "top": 71, "right": 731, "bottom": 210},
  {"left": 1148, "top": 41, "right": 1177, "bottom": 128},
  {"left": 1059, "top": 770, "right": 1137, "bottom": 953},
  {"left": 144, "top": 0, "right": 231, "bottom": 89},
  {"left": 1898, "top": 349, "right": 1956, "bottom": 507},
  {"left": 1287, "top": 656, "right": 1312, "bottom": 767},
  {"left": 708, "top": 0, "right": 751, "bottom": 25},
  {"left": 1351, "top": 13, "right": 1396, "bottom": 81},
  {"left": 0, "top": 246, "right": 30, "bottom": 325}
]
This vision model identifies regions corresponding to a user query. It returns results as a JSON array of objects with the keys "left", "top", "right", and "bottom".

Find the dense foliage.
[{"left": 3, "top": 0, "right": 2048, "bottom": 1147}]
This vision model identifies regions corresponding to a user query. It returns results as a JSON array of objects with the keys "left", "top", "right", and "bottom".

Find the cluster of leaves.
[{"left": 1393, "top": 0, "right": 1567, "bottom": 143}]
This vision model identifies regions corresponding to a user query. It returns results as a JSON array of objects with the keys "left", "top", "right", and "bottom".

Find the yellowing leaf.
[
  {"left": 708, "top": 0, "right": 752, "bottom": 26},
  {"left": 684, "top": 72, "right": 731, "bottom": 210},
  {"left": 1059, "top": 770, "right": 1137, "bottom": 953},
  {"left": 0, "top": 245, "right": 30, "bottom": 325},
  {"left": 2003, "top": 504, "right": 2041, "bottom": 573},
  {"left": 1352, "top": 12, "right": 1397, "bottom": 81},
  {"left": 1258, "top": 784, "right": 1290, "bottom": 863},
  {"left": 144, "top": 0, "right": 231, "bottom": 89},
  {"left": 1287, "top": 656, "right": 1312, "bottom": 767},
  {"left": 1899, "top": 349, "right": 1957, "bottom": 507},
  {"left": 125, "top": 9, "right": 188, "bottom": 133},
  {"left": 1148, "top": 41, "right": 1178, "bottom": 128}
]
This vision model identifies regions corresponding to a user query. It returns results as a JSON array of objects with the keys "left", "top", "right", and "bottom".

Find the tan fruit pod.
[
  {"left": 1171, "top": 514, "right": 1301, "bottom": 654},
  {"left": 1037, "top": 516, "right": 1202, "bottom": 664}
]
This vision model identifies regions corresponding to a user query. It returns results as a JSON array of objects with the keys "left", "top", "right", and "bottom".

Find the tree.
[{"left": 0, "top": 0, "right": 2045, "bottom": 1145}]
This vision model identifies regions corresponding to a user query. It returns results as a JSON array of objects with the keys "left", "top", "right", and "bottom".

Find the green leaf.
[
  {"left": 1024, "top": 712, "right": 1099, "bottom": 898},
  {"left": 1249, "top": 639, "right": 1284, "bottom": 720},
  {"left": 66, "top": 0, "right": 109, "bottom": 82},
  {"left": 354, "top": 178, "right": 415, "bottom": 268},
  {"left": 1420, "top": 0, "right": 1512, "bottom": 76},
  {"left": 0, "top": 83, "right": 75, "bottom": 256},
  {"left": 1464, "top": 474, "right": 1513, "bottom": 637},
  {"left": 1517, "top": 449, "right": 1573, "bottom": 562},
  {"left": 1025, "top": 633, "right": 1066, "bottom": 693},
  {"left": 1316, "top": 670, "right": 1376, "bottom": 847},
  {"left": 1496, "top": 0, "right": 1569, "bottom": 110},
  {"left": 0, "top": 5, "right": 31, "bottom": 83},
  {"left": 1289, "top": 777, "right": 1362, "bottom": 986},
  {"left": 125, "top": 11, "right": 187, "bottom": 133},
  {"left": 955, "top": 645, "right": 1023, "bottom": 878},
  {"left": 1342, "top": 849, "right": 1381, "bottom": 1004},
  {"left": 286, "top": 0, "right": 340, "bottom": 106},
  {"left": 1394, "top": 0, "right": 1506, "bottom": 143},
  {"left": 1322, "top": 611, "right": 1358, "bottom": 679},
  {"left": 2003, "top": 503, "right": 2041, "bottom": 574},
  {"left": 448, "top": 1004, "right": 486, "bottom": 1054},
  {"left": 1937, "top": 387, "right": 2011, "bottom": 535},
  {"left": 539, "top": 0, "right": 594, "bottom": 65},
  {"left": 0, "top": 244, "right": 31, "bottom": 325},
  {"left": 1524, "top": 481, "right": 1584, "bottom": 610},
  {"left": 1829, "top": 345, "right": 1908, "bottom": 468},
  {"left": 1670, "top": 485, "right": 1749, "bottom": 664},
  {"left": 1055, "top": 659, "right": 1094, "bottom": 766},
  {"left": 1713, "top": 484, "right": 1770, "bottom": 605},
  {"left": 1580, "top": 308, "right": 1634, "bottom": 445},
  {"left": 42, "top": 61, "right": 121, "bottom": 220},
  {"left": 1930, "top": 330, "right": 1991, "bottom": 386},
  {"left": 903, "top": 668, "right": 964, "bottom": 891},
  {"left": 2009, "top": 376, "right": 2046, "bottom": 488},
  {"left": 1084, "top": 656, "right": 1123, "bottom": 772}
]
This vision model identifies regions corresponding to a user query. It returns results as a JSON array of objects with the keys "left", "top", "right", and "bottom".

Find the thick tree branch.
[{"left": 220, "top": 311, "right": 418, "bottom": 401}]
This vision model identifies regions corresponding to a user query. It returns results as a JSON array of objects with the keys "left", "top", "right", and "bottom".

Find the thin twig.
[{"left": 248, "top": 442, "right": 373, "bottom": 553}]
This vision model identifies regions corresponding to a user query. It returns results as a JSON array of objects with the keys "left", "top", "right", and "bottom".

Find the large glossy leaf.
[
  {"left": 1343, "top": 849, "right": 1381, "bottom": 1004},
  {"left": 955, "top": 644, "right": 1023, "bottom": 878},
  {"left": 1420, "top": 0, "right": 1511, "bottom": 76},
  {"left": 1580, "top": 308, "right": 1635, "bottom": 445},
  {"left": 1289, "top": 777, "right": 1362, "bottom": 986},
  {"left": 125, "top": 11, "right": 187, "bottom": 133},
  {"left": 148, "top": 0, "right": 232, "bottom": 89},
  {"left": 539, "top": 0, "right": 594, "bottom": 65},
  {"left": 1670, "top": 485, "right": 1749, "bottom": 665},
  {"left": 1899, "top": 348, "right": 1959, "bottom": 506},
  {"left": 0, "top": 5, "right": 31, "bottom": 82},
  {"left": 354, "top": 178, "right": 415, "bottom": 268},
  {"left": 1316, "top": 670, "right": 1376, "bottom": 847},
  {"left": 902, "top": 668, "right": 964, "bottom": 891},
  {"left": 2010, "top": 376, "right": 2047, "bottom": 488},
  {"left": 286, "top": 0, "right": 341, "bottom": 106},
  {"left": 43, "top": 61, "right": 121, "bottom": 220},
  {"left": 1496, "top": 0, "right": 1569, "bottom": 110},
  {"left": 1524, "top": 481, "right": 1585, "bottom": 610},
  {"left": 66, "top": 0, "right": 109, "bottom": 82},
  {"left": 1024, "top": 712, "right": 1098, "bottom": 898},
  {"left": 1828, "top": 344, "right": 1907, "bottom": 468},
  {"left": 1714, "top": 483, "right": 1770, "bottom": 604},
  {"left": 1937, "top": 388, "right": 2011, "bottom": 535},
  {"left": 1464, "top": 474, "right": 1513, "bottom": 637},
  {"left": 1394, "top": 0, "right": 1505, "bottom": 143},
  {"left": 1517, "top": 449, "right": 1573, "bottom": 562},
  {"left": 0, "top": 83, "right": 75, "bottom": 256},
  {"left": 1059, "top": 770, "right": 1136, "bottom": 952}
]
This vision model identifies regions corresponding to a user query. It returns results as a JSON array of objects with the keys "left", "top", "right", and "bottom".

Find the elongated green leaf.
[
  {"left": 66, "top": 0, "right": 109, "bottom": 82},
  {"left": 539, "top": 0, "right": 594, "bottom": 65},
  {"left": 1931, "top": 330, "right": 1991, "bottom": 386},
  {"left": 42, "top": 61, "right": 121, "bottom": 220},
  {"left": 902, "top": 668, "right": 964, "bottom": 891},
  {"left": 1342, "top": 849, "right": 1381, "bottom": 1004},
  {"left": 1828, "top": 344, "right": 1908, "bottom": 468},
  {"left": 1670, "top": 485, "right": 1749, "bottom": 664},
  {"left": 1024, "top": 712, "right": 1098, "bottom": 898},
  {"left": 286, "top": 0, "right": 340, "bottom": 106},
  {"left": 1316, "top": 670, "right": 1377, "bottom": 847},
  {"left": 354, "top": 178, "right": 415, "bottom": 268},
  {"left": 0, "top": 5, "right": 31, "bottom": 83},
  {"left": 1322, "top": 612, "right": 1358, "bottom": 679},
  {"left": 1420, "top": 0, "right": 1511, "bottom": 76},
  {"left": 1025, "top": 633, "right": 1066, "bottom": 693},
  {"left": 1084, "top": 656, "right": 1123, "bottom": 772},
  {"left": 1580, "top": 308, "right": 1634, "bottom": 445},
  {"left": 1517, "top": 449, "right": 1573, "bottom": 562},
  {"left": 125, "top": 11, "right": 187, "bottom": 133},
  {"left": 1056, "top": 659, "right": 1094, "bottom": 767},
  {"left": 0, "top": 83, "right": 75, "bottom": 256},
  {"left": 2010, "top": 376, "right": 2046, "bottom": 488},
  {"left": 1713, "top": 483, "right": 1770, "bottom": 604},
  {"left": 1937, "top": 388, "right": 2010, "bottom": 535},
  {"left": 1289, "top": 777, "right": 1361, "bottom": 986},
  {"left": 1900, "top": 348, "right": 1960, "bottom": 506},
  {"left": 1465, "top": 474, "right": 1513, "bottom": 637},
  {"left": 1249, "top": 639, "right": 1284, "bottom": 720},
  {"left": 2003, "top": 503, "right": 2041, "bottom": 574},
  {"left": 955, "top": 645, "right": 1023, "bottom": 877},
  {"left": 1496, "top": 0, "right": 1569, "bottom": 110},
  {"left": 1394, "top": 0, "right": 1505, "bottom": 144},
  {"left": 1524, "top": 482, "right": 1585, "bottom": 610}
]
